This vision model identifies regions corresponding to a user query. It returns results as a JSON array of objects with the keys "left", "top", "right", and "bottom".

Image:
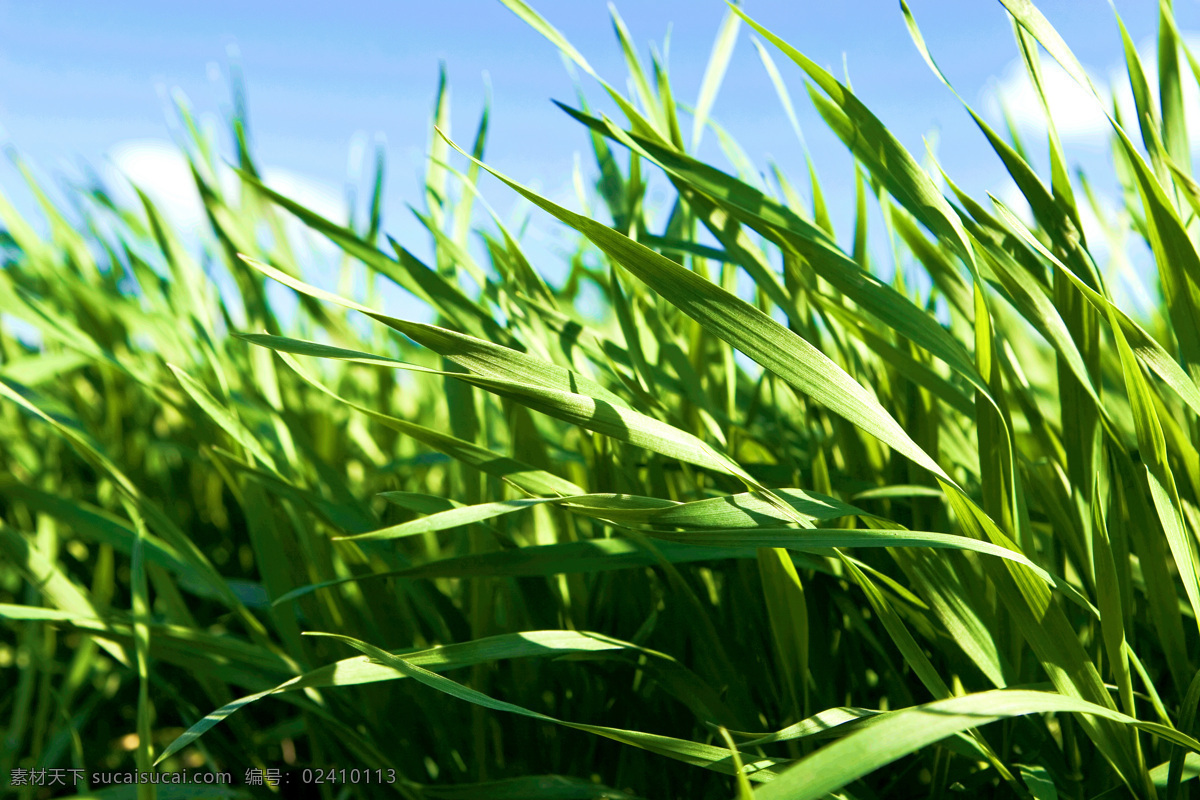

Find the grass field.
[{"left": 5, "top": 1, "right": 1200, "bottom": 798}]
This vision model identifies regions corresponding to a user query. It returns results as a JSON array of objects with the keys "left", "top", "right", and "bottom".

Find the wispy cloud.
[
  {"left": 983, "top": 34, "right": 1200, "bottom": 149},
  {"left": 105, "top": 138, "right": 345, "bottom": 254},
  {"left": 984, "top": 56, "right": 1110, "bottom": 142},
  {"left": 108, "top": 139, "right": 210, "bottom": 232}
]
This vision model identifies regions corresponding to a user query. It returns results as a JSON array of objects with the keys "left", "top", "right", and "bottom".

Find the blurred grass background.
[{"left": 6, "top": 1, "right": 1200, "bottom": 799}]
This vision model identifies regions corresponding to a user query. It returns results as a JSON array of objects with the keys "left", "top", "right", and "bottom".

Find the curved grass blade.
[
  {"left": 270, "top": 537, "right": 793, "bottom": 608},
  {"left": 232, "top": 170, "right": 508, "bottom": 344},
  {"left": 267, "top": 350, "right": 584, "bottom": 498},
  {"left": 436, "top": 131, "right": 955, "bottom": 486},
  {"left": 755, "top": 688, "right": 1200, "bottom": 800},
  {"left": 311, "top": 632, "right": 787, "bottom": 782},
  {"left": 168, "top": 363, "right": 278, "bottom": 473},
  {"left": 245, "top": 330, "right": 755, "bottom": 486}
]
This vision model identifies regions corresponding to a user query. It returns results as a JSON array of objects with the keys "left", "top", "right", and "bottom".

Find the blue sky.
[{"left": 1, "top": 1, "right": 1195, "bottom": 318}]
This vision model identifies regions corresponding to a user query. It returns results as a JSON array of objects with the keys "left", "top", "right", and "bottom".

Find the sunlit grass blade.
[
  {"left": 755, "top": 689, "right": 1200, "bottom": 800},
  {"left": 437, "top": 130, "right": 955, "bottom": 485},
  {"left": 310, "top": 632, "right": 789, "bottom": 782}
]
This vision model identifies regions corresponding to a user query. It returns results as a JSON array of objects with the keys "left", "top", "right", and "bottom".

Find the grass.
[{"left": 4, "top": 1, "right": 1200, "bottom": 798}]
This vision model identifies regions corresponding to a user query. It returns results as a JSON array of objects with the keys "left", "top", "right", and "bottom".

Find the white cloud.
[
  {"left": 260, "top": 166, "right": 345, "bottom": 225},
  {"left": 260, "top": 166, "right": 346, "bottom": 261},
  {"left": 104, "top": 138, "right": 345, "bottom": 255},
  {"left": 983, "top": 34, "right": 1200, "bottom": 148},
  {"left": 108, "top": 139, "right": 208, "bottom": 232},
  {"left": 985, "top": 56, "right": 1109, "bottom": 142}
]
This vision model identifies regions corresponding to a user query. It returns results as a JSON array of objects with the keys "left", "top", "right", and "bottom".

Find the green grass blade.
[{"left": 755, "top": 689, "right": 1200, "bottom": 800}]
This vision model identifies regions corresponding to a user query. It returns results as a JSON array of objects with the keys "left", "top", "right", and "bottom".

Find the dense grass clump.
[{"left": 8, "top": 1, "right": 1200, "bottom": 798}]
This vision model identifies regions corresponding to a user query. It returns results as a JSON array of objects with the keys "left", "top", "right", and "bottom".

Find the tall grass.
[{"left": 4, "top": 1, "right": 1200, "bottom": 798}]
